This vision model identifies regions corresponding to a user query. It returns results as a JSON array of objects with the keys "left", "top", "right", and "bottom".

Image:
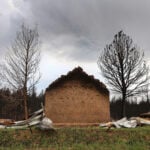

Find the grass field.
[{"left": 0, "top": 126, "right": 149, "bottom": 150}]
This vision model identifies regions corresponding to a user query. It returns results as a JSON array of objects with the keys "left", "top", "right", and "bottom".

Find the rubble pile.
[
  {"left": 0, "top": 108, "right": 53, "bottom": 130},
  {"left": 100, "top": 112, "right": 150, "bottom": 129}
]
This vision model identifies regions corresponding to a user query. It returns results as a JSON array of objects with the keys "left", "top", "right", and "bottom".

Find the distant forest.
[
  {"left": 0, "top": 88, "right": 44, "bottom": 120},
  {"left": 110, "top": 97, "right": 150, "bottom": 120},
  {"left": 0, "top": 88, "right": 149, "bottom": 121}
]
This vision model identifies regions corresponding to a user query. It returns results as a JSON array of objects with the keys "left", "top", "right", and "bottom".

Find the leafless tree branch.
[
  {"left": 98, "top": 31, "right": 149, "bottom": 117},
  {"left": 1, "top": 24, "right": 41, "bottom": 119}
]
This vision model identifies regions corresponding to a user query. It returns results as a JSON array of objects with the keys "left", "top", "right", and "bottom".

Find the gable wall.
[{"left": 45, "top": 80, "right": 110, "bottom": 123}]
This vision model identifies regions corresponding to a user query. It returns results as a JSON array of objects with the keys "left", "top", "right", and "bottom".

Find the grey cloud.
[
  {"left": 1, "top": 0, "right": 150, "bottom": 61},
  {"left": 0, "top": 0, "right": 25, "bottom": 57},
  {"left": 52, "top": 36, "right": 99, "bottom": 62},
  {"left": 24, "top": 0, "right": 150, "bottom": 61}
]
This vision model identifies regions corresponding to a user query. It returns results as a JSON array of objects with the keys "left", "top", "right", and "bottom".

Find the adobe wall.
[{"left": 45, "top": 80, "right": 110, "bottom": 123}]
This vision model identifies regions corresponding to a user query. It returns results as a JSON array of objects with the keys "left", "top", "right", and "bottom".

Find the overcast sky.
[{"left": 1, "top": 0, "right": 150, "bottom": 93}]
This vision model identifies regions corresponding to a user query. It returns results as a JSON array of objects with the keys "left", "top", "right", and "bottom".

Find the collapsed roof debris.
[
  {"left": 100, "top": 116, "right": 150, "bottom": 129},
  {"left": 0, "top": 108, "right": 54, "bottom": 130}
]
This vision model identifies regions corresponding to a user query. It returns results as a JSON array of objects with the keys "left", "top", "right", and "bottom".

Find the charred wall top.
[{"left": 46, "top": 66, "right": 109, "bottom": 96}]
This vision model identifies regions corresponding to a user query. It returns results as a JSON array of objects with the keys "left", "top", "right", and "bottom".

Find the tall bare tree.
[
  {"left": 98, "top": 31, "right": 149, "bottom": 117},
  {"left": 2, "top": 24, "right": 41, "bottom": 119}
]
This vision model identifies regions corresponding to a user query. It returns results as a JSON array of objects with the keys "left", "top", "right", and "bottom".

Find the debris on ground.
[
  {"left": 139, "top": 112, "right": 150, "bottom": 120},
  {"left": 100, "top": 115, "right": 150, "bottom": 129},
  {"left": 38, "top": 117, "right": 54, "bottom": 130},
  {"left": 0, "top": 108, "right": 54, "bottom": 130},
  {"left": 0, "top": 119, "right": 15, "bottom": 126}
]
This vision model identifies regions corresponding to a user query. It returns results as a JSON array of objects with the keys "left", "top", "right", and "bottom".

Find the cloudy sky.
[{"left": 1, "top": 0, "right": 150, "bottom": 93}]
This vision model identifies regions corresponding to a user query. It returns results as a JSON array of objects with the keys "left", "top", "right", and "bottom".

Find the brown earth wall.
[{"left": 45, "top": 80, "right": 110, "bottom": 123}]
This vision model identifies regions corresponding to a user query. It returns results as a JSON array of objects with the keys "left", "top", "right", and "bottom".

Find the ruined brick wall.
[{"left": 45, "top": 80, "right": 110, "bottom": 123}]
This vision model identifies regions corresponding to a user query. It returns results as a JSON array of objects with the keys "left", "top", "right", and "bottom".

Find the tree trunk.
[
  {"left": 121, "top": 93, "right": 126, "bottom": 118},
  {"left": 23, "top": 87, "right": 28, "bottom": 120}
]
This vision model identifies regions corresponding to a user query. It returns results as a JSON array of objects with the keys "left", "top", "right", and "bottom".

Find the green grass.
[{"left": 0, "top": 126, "right": 149, "bottom": 150}]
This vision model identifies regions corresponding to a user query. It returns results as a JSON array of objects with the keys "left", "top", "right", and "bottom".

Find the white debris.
[
  {"left": 130, "top": 117, "right": 150, "bottom": 125},
  {"left": 100, "top": 117, "right": 150, "bottom": 129},
  {"left": 114, "top": 117, "right": 137, "bottom": 128},
  {"left": 0, "top": 107, "right": 53, "bottom": 130},
  {"left": 38, "top": 117, "right": 54, "bottom": 130},
  {"left": 0, "top": 125, "right": 6, "bottom": 129}
]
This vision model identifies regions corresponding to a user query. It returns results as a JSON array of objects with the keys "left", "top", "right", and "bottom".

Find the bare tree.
[
  {"left": 98, "top": 31, "right": 149, "bottom": 117},
  {"left": 2, "top": 24, "right": 41, "bottom": 119}
]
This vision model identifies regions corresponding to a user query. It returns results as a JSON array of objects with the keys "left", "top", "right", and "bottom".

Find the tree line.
[
  {"left": 0, "top": 88, "right": 44, "bottom": 120},
  {"left": 110, "top": 97, "right": 150, "bottom": 120},
  {"left": 0, "top": 87, "right": 149, "bottom": 120}
]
